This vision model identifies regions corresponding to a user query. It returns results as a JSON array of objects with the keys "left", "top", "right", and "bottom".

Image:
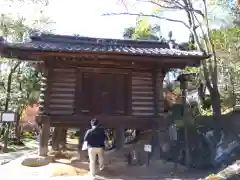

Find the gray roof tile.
[{"left": 0, "top": 33, "right": 208, "bottom": 58}]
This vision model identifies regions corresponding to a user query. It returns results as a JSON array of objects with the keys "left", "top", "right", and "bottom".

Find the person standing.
[{"left": 84, "top": 118, "right": 106, "bottom": 177}]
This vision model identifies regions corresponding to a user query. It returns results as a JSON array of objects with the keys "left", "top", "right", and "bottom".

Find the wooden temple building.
[{"left": 0, "top": 33, "right": 209, "bottom": 156}]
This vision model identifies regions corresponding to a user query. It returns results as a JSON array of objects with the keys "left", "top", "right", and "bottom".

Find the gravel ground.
[
  {"left": 0, "top": 138, "right": 213, "bottom": 180},
  {"left": 0, "top": 149, "right": 37, "bottom": 165},
  {"left": 0, "top": 140, "right": 38, "bottom": 165},
  {"left": 0, "top": 153, "right": 209, "bottom": 180}
]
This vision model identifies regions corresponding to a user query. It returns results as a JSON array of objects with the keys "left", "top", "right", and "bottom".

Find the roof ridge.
[{"left": 30, "top": 32, "right": 170, "bottom": 48}]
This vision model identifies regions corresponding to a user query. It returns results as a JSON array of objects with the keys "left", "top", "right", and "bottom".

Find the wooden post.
[
  {"left": 59, "top": 128, "right": 67, "bottom": 149},
  {"left": 39, "top": 117, "right": 50, "bottom": 156},
  {"left": 52, "top": 127, "right": 66, "bottom": 151},
  {"left": 78, "top": 127, "right": 87, "bottom": 160},
  {"left": 52, "top": 128, "right": 58, "bottom": 150},
  {"left": 52, "top": 127, "right": 60, "bottom": 151},
  {"left": 153, "top": 70, "right": 160, "bottom": 117},
  {"left": 116, "top": 127, "right": 125, "bottom": 150},
  {"left": 151, "top": 69, "right": 161, "bottom": 158}
]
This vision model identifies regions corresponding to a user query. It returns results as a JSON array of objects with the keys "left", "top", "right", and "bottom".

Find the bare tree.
[{"left": 104, "top": 0, "right": 222, "bottom": 133}]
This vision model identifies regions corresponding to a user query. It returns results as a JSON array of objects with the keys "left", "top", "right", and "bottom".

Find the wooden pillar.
[
  {"left": 52, "top": 128, "right": 60, "bottom": 150},
  {"left": 115, "top": 126, "right": 125, "bottom": 150},
  {"left": 52, "top": 127, "right": 66, "bottom": 150},
  {"left": 39, "top": 63, "right": 52, "bottom": 118},
  {"left": 38, "top": 62, "right": 51, "bottom": 156},
  {"left": 153, "top": 70, "right": 160, "bottom": 118},
  {"left": 75, "top": 69, "right": 82, "bottom": 114},
  {"left": 156, "top": 69, "right": 165, "bottom": 116},
  {"left": 59, "top": 128, "right": 67, "bottom": 149},
  {"left": 151, "top": 69, "right": 162, "bottom": 158},
  {"left": 39, "top": 117, "right": 50, "bottom": 156},
  {"left": 78, "top": 127, "right": 87, "bottom": 160},
  {"left": 127, "top": 72, "right": 132, "bottom": 116}
]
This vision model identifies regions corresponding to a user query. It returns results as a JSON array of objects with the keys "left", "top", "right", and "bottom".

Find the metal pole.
[{"left": 147, "top": 152, "right": 150, "bottom": 166}]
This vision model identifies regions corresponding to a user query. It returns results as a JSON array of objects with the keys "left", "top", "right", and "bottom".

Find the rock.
[
  {"left": 55, "top": 159, "right": 70, "bottom": 164},
  {"left": 21, "top": 157, "right": 50, "bottom": 167},
  {"left": 70, "top": 157, "right": 80, "bottom": 163},
  {"left": 0, "top": 159, "right": 10, "bottom": 165},
  {"left": 49, "top": 151, "right": 73, "bottom": 159},
  {"left": 204, "top": 162, "right": 240, "bottom": 180},
  {"left": 51, "top": 164, "right": 88, "bottom": 176},
  {"left": 218, "top": 163, "right": 240, "bottom": 180},
  {"left": 205, "top": 174, "right": 223, "bottom": 180}
]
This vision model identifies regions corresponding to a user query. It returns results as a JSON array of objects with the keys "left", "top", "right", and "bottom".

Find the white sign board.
[
  {"left": 169, "top": 124, "right": 178, "bottom": 141},
  {"left": 2, "top": 112, "right": 15, "bottom": 122},
  {"left": 144, "top": 144, "right": 152, "bottom": 152}
]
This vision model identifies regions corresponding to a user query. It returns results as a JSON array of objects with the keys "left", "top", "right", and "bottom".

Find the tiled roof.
[{"left": 0, "top": 33, "right": 208, "bottom": 59}]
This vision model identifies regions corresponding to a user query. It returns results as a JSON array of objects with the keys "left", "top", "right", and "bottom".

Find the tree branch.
[
  {"left": 102, "top": 12, "right": 190, "bottom": 29},
  {"left": 118, "top": 0, "right": 129, "bottom": 12},
  {"left": 135, "top": 0, "right": 204, "bottom": 17}
]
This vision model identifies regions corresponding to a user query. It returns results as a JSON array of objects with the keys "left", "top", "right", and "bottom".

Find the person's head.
[{"left": 90, "top": 118, "right": 99, "bottom": 127}]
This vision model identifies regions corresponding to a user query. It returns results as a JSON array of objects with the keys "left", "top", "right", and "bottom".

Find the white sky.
[{"left": 0, "top": 0, "right": 190, "bottom": 42}]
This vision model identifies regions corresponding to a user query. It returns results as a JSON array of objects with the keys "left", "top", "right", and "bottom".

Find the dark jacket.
[{"left": 84, "top": 126, "right": 105, "bottom": 148}]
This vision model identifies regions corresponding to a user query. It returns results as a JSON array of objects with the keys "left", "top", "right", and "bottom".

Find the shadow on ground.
[
  {"left": 44, "top": 139, "right": 211, "bottom": 179},
  {"left": 0, "top": 138, "right": 222, "bottom": 179}
]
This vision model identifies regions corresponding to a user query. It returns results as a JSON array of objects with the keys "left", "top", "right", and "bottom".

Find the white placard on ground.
[{"left": 144, "top": 144, "right": 152, "bottom": 152}]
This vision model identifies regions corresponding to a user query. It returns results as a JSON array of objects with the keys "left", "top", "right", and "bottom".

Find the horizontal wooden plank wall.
[
  {"left": 132, "top": 71, "right": 155, "bottom": 117},
  {"left": 48, "top": 68, "right": 77, "bottom": 115}
]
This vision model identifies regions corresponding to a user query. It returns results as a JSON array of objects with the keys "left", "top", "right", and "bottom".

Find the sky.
[
  {"left": 45, "top": 0, "right": 190, "bottom": 42},
  {"left": 0, "top": 0, "right": 190, "bottom": 42}
]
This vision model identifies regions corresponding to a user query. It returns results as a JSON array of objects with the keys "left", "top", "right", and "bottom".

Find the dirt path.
[
  {"left": 0, "top": 138, "right": 212, "bottom": 179},
  {"left": 0, "top": 150, "right": 210, "bottom": 179},
  {"left": 0, "top": 139, "right": 38, "bottom": 165}
]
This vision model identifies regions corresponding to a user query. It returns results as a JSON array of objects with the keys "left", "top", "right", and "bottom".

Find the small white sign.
[
  {"left": 169, "top": 124, "right": 178, "bottom": 141},
  {"left": 2, "top": 112, "right": 15, "bottom": 122},
  {"left": 144, "top": 144, "right": 152, "bottom": 152}
]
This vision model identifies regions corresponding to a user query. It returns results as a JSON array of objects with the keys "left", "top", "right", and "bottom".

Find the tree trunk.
[
  {"left": 3, "top": 62, "right": 20, "bottom": 111},
  {"left": 15, "top": 109, "right": 22, "bottom": 144},
  {"left": 4, "top": 70, "right": 13, "bottom": 111},
  {"left": 198, "top": 82, "right": 206, "bottom": 102},
  {"left": 2, "top": 70, "right": 14, "bottom": 150},
  {"left": 210, "top": 89, "right": 221, "bottom": 121},
  {"left": 2, "top": 62, "right": 21, "bottom": 151},
  {"left": 209, "top": 87, "right": 222, "bottom": 139}
]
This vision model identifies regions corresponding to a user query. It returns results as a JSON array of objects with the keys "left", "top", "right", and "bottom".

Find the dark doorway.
[{"left": 81, "top": 72, "right": 128, "bottom": 116}]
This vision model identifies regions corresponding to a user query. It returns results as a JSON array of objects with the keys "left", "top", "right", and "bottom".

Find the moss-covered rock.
[
  {"left": 21, "top": 157, "right": 50, "bottom": 167},
  {"left": 204, "top": 162, "right": 240, "bottom": 180},
  {"left": 205, "top": 174, "right": 222, "bottom": 180}
]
